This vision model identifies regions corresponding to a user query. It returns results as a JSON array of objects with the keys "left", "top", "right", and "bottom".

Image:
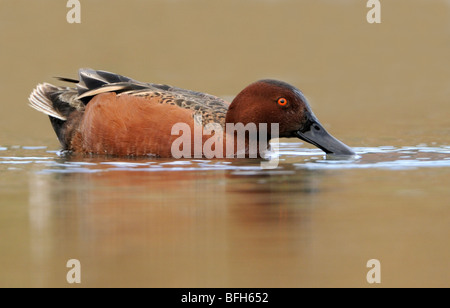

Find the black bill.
[{"left": 294, "top": 119, "right": 355, "bottom": 156}]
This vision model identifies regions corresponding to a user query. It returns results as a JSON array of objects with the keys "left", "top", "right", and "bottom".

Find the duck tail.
[
  {"left": 29, "top": 82, "right": 83, "bottom": 148},
  {"left": 28, "top": 83, "right": 68, "bottom": 121}
]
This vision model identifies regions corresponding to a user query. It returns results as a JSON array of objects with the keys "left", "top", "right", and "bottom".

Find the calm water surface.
[
  {"left": 1, "top": 0, "right": 449, "bottom": 287},
  {"left": 1, "top": 143, "right": 449, "bottom": 287}
]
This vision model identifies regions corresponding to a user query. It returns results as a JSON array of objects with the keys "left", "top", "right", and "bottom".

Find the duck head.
[{"left": 225, "top": 79, "right": 355, "bottom": 155}]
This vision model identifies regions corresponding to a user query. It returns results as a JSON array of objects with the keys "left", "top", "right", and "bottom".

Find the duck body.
[{"left": 29, "top": 69, "right": 355, "bottom": 157}]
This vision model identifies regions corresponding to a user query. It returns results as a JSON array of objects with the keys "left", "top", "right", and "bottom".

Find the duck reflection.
[{"left": 28, "top": 157, "right": 324, "bottom": 287}]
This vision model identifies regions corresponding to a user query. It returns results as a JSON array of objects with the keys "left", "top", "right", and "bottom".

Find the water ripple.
[
  {"left": 1, "top": 144, "right": 450, "bottom": 173},
  {"left": 295, "top": 159, "right": 450, "bottom": 170}
]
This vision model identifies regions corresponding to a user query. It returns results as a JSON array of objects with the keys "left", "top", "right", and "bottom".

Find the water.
[
  {"left": 1, "top": 143, "right": 449, "bottom": 287},
  {"left": 1, "top": 0, "right": 450, "bottom": 288},
  {"left": 3, "top": 144, "right": 450, "bottom": 173}
]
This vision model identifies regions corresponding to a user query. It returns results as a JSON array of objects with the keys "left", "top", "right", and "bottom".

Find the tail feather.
[
  {"left": 29, "top": 68, "right": 138, "bottom": 121},
  {"left": 29, "top": 68, "right": 154, "bottom": 149},
  {"left": 28, "top": 83, "right": 67, "bottom": 121},
  {"left": 29, "top": 82, "right": 84, "bottom": 149}
]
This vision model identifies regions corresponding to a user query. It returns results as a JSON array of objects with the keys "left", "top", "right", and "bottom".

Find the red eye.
[{"left": 278, "top": 98, "right": 288, "bottom": 106}]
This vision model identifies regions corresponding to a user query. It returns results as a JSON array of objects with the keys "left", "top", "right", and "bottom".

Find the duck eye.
[{"left": 277, "top": 98, "right": 288, "bottom": 106}]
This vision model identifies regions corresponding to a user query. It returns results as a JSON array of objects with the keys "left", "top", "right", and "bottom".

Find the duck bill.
[{"left": 294, "top": 120, "right": 355, "bottom": 155}]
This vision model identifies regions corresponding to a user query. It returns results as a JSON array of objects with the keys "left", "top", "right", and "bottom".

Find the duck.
[{"left": 28, "top": 68, "right": 355, "bottom": 158}]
